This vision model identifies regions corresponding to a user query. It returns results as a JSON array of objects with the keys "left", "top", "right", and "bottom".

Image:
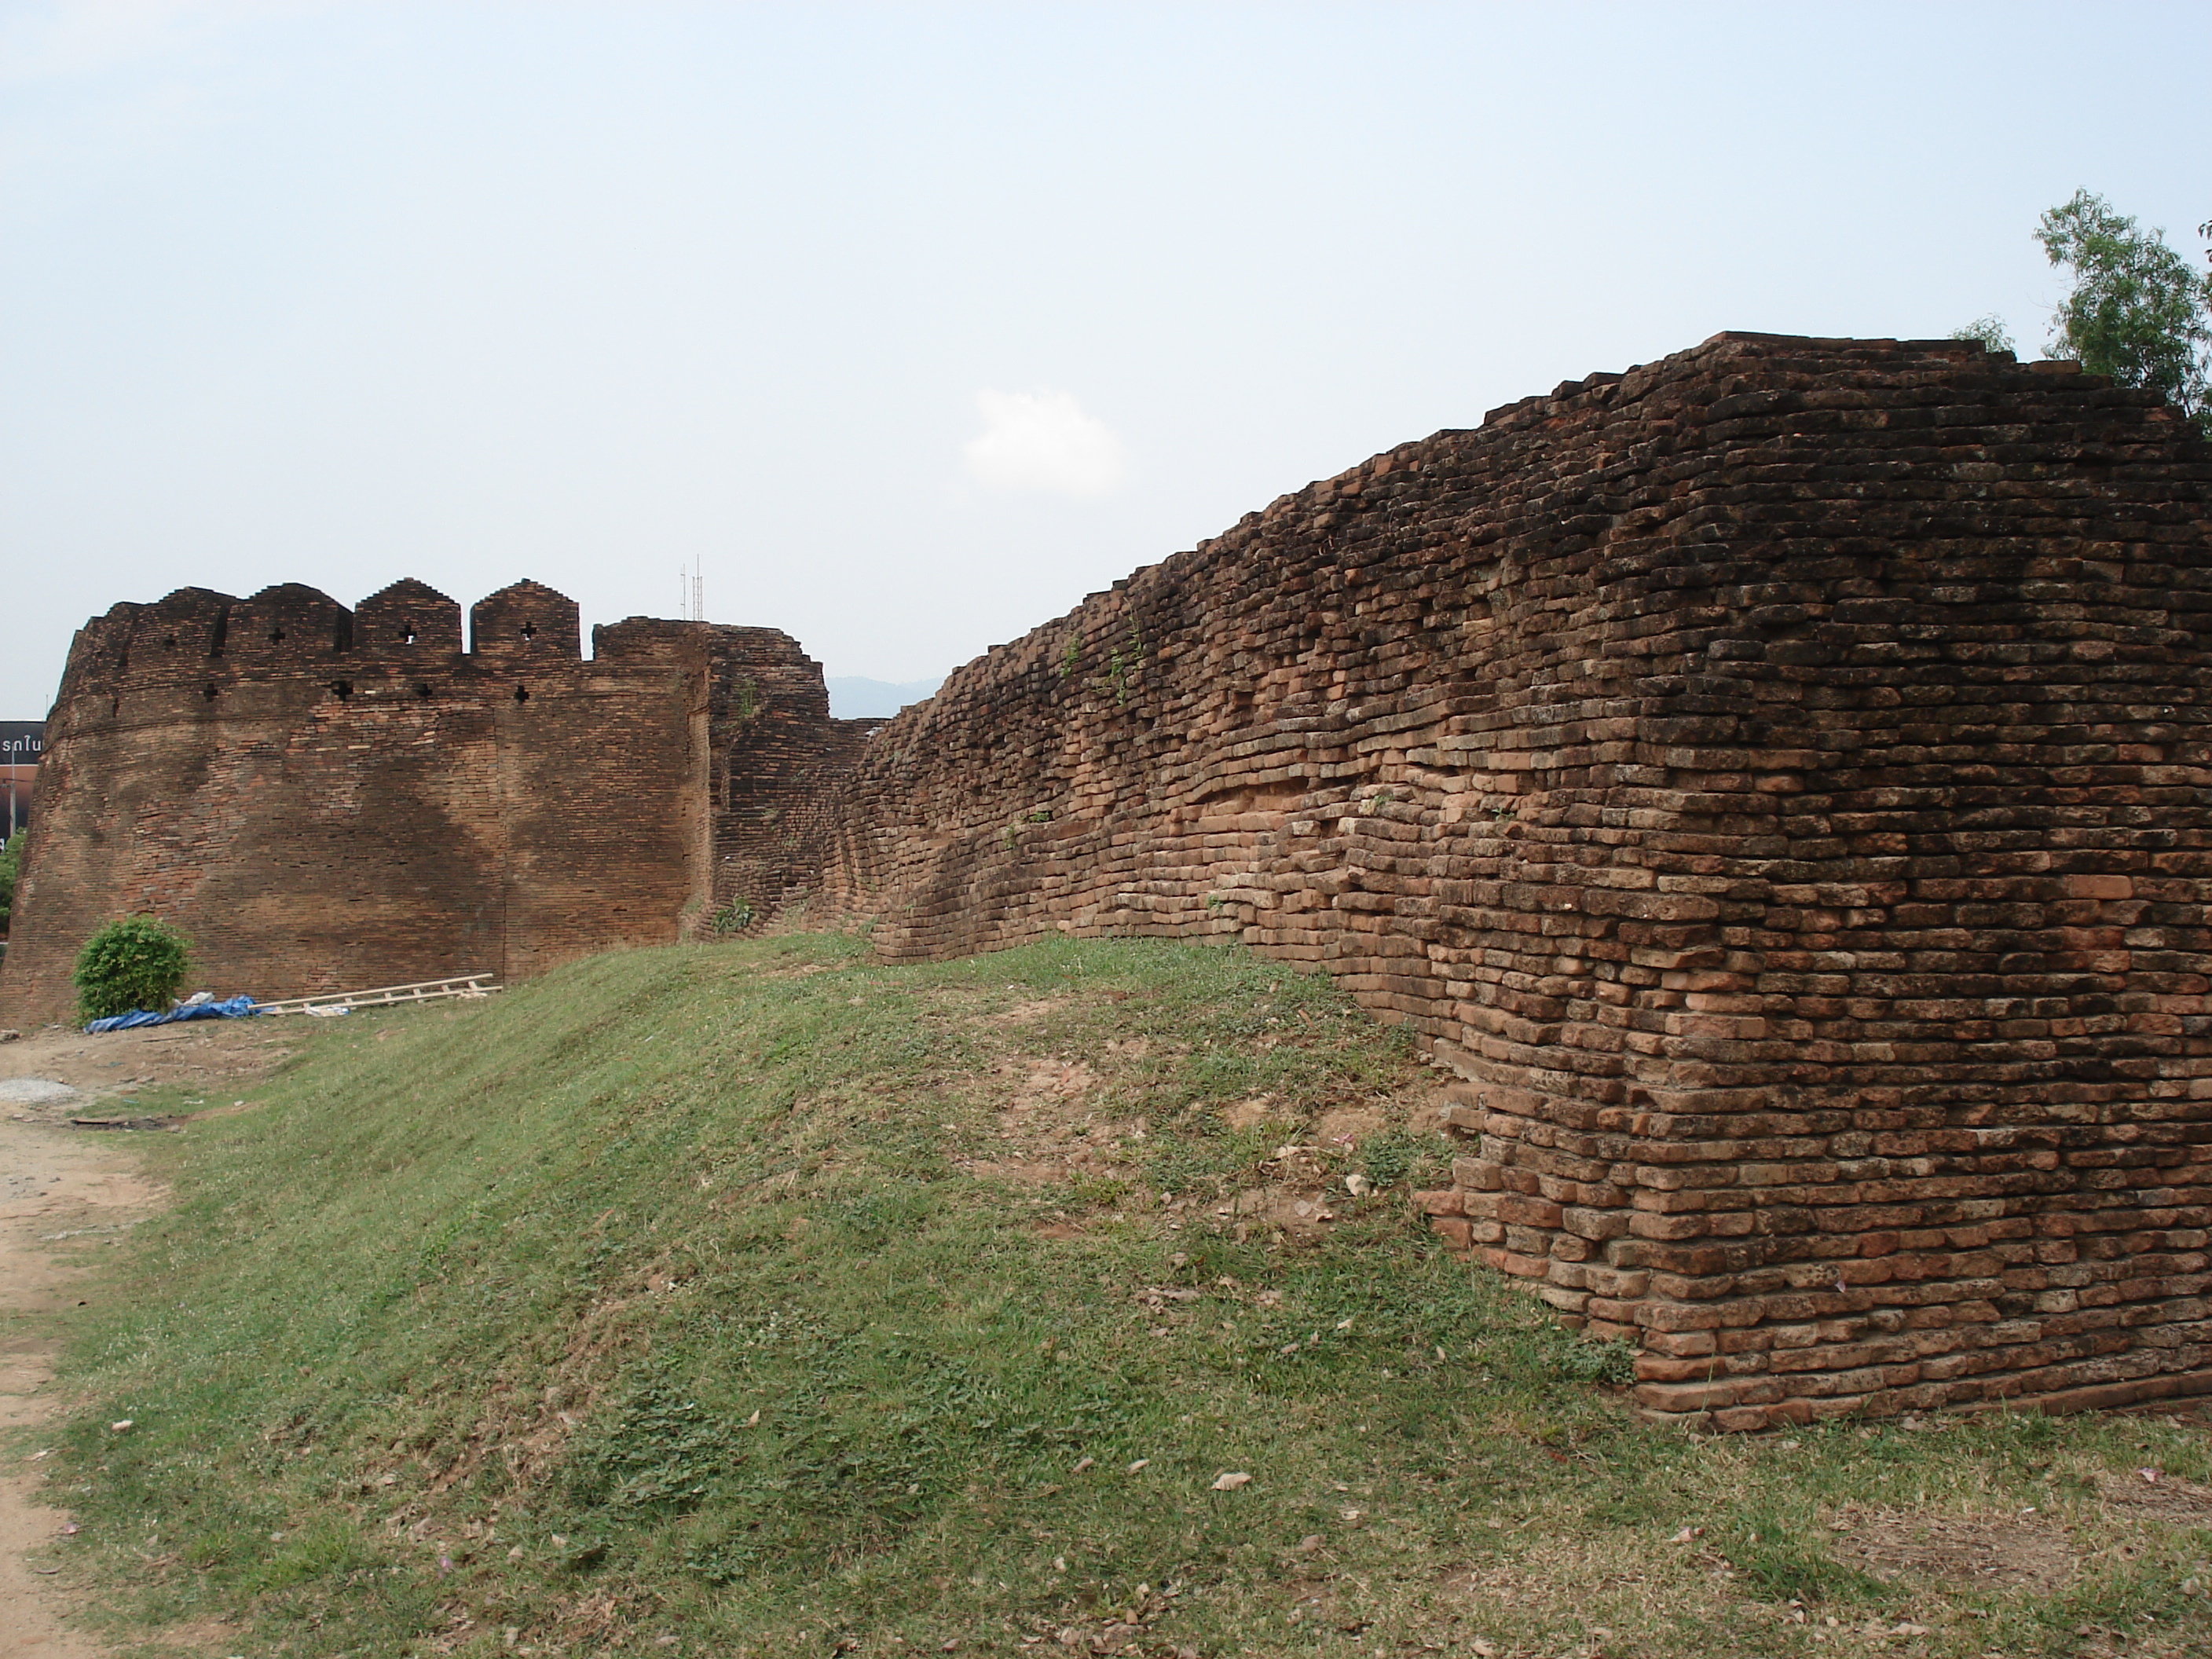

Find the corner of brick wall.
[{"left": 818, "top": 333, "right": 2212, "bottom": 1429}]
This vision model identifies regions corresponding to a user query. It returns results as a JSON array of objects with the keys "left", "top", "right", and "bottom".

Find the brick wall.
[
  {"left": 702, "top": 627, "right": 881, "bottom": 932},
  {"left": 0, "top": 581, "right": 845, "bottom": 1021},
  {"left": 822, "top": 333, "right": 2212, "bottom": 1426},
  {"left": 14, "top": 331, "right": 2210, "bottom": 1427}
]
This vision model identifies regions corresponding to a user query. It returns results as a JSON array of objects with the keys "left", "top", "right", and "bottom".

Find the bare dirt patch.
[
  {"left": 2097, "top": 1467, "right": 2212, "bottom": 1525},
  {"left": 987, "top": 997, "right": 1070, "bottom": 1027},
  {"left": 1313, "top": 1106, "right": 1386, "bottom": 1149},
  {"left": 962, "top": 1018, "right": 1454, "bottom": 1249},
  {"left": 764, "top": 961, "right": 837, "bottom": 980},
  {"left": 1211, "top": 1144, "right": 1357, "bottom": 1243},
  {"left": 0, "top": 1021, "right": 288, "bottom": 1656},
  {"left": 967, "top": 1057, "right": 1142, "bottom": 1193},
  {"left": 0, "top": 1020, "right": 296, "bottom": 1126},
  {"left": 0, "top": 1116, "right": 174, "bottom": 1657},
  {"left": 1001, "top": 1056, "right": 1100, "bottom": 1110},
  {"left": 1439, "top": 1534, "right": 1742, "bottom": 1649},
  {"left": 1219, "top": 1094, "right": 1294, "bottom": 1132},
  {"left": 1826, "top": 1505, "right": 2075, "bottom": 1592}
]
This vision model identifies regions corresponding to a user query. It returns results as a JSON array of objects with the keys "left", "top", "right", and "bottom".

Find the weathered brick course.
[{"left": 812, "top": 331, "right": 2212, "bottom": 1427}]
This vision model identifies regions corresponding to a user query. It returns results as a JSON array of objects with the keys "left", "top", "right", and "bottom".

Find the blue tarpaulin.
[{"left": 84, "top": 995, "right": 262, "bottom": 1035}]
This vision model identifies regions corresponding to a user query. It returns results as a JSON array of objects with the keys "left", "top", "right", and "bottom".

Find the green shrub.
[
  {"left": 0, "top": 829, "right": 22, "bottom": 932},
  {"left": 72, "top": 916, "right": 192, "bottom": 1022}
]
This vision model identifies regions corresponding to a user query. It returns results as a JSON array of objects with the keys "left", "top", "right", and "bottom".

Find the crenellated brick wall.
[
  {"left": 819, "top": 333, "right": 2212, "bottom": 1428},
  {"left": 0, "top": 580, "right": 864, "bottom": 1020}
]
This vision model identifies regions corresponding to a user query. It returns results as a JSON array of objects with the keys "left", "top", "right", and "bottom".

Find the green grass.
[{"left": 18, "top": 936, "right": 2212, "bottom": 1657}]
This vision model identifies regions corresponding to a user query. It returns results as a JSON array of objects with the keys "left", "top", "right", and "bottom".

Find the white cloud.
[{"left": 962, "top": 387, "right": 1127, "bottom": 499}]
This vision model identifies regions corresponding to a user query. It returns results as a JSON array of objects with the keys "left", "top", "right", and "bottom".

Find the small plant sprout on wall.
[
  {"left": 1000, "top": 808, "right": 1057, "bottom": 851},
  {"left": 707, "top": 900, "right": 755, "bottom": 937},
  {"left": 1094, "top": 616, "right": 1145, "bottom": 707}
]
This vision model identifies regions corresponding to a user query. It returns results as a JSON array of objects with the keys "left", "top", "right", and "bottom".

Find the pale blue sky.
[{"left": 5, "top": 1, "right": 2208, "bottom": 716}]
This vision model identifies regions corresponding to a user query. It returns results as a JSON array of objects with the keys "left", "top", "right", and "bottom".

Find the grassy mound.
[{"left": 31, "top": 936, "right": 2212, "bottom": 1657}]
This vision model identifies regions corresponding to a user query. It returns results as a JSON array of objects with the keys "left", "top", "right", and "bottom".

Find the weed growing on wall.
[
  {"left": 70, "top": 915, "right": 190, "bottom": 1021},
  {"left": 707, "top": 900, "right": 756, "bottom": 936},
  {"left": 1093, "top": 616, "right": 1145, "bottom": 706}
]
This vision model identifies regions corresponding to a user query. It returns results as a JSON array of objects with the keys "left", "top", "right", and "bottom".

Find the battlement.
[
  {"left": 40, "top": 579, "right": 759, "bottom": 750},
  {"left": 356, "top": 579, "right": 462, "bottom": 653},
  {"left": 55, "top": 577, "right": 649, "bottom": 692}
]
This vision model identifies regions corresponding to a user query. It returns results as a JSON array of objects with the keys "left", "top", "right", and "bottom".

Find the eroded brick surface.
[{"left": 819, "top": 332, "right": 2212, "bottom": 1426}]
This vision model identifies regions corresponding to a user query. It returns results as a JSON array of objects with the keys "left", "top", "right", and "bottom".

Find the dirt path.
[
  {"left": 0, "top": 1020, "right": 293, "bottom": 1657},
  {"left": 0, "top": 1115, "right": 164, "bottom": 1658},
  {"left": 0, "top": 1019, "right": 297, "bottom": 1125}
]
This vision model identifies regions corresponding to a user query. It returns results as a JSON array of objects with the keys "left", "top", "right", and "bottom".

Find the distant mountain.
[{"left": 826, "top": 676, "right": 946, "bottom": 720}]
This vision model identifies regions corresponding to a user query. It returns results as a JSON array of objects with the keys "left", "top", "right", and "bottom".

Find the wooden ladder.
[{"left": 251, "top": 973, "right": 501, "bottom": 1016}]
